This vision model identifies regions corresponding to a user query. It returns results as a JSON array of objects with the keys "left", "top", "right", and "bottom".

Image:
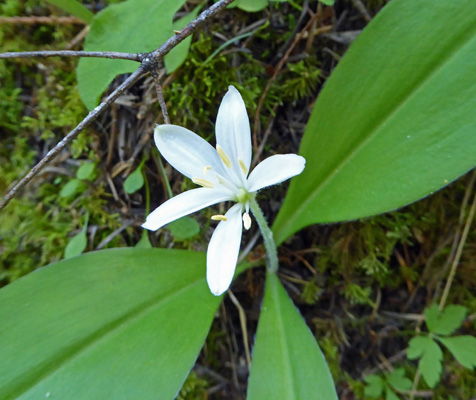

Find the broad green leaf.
[
  {"left": 64, "top": 215, "right": 88, "bottom": 259},
  {"left": 45, "top": 0, "right": 94, "bottom": 23},
  {"left": 273, "top": 0, "right": 476, "bottom": 244},
  {"left": 168, "top": 216, "right": 200, "bottom": 240},
  {"left": 164, "top": 6, "right": 201, "bottom": 73},
  {"left": 229, "top": 0, "right": 269, "bottom": 12},
  {"left": 0, "top": 248, "right": 221, "bottom": 399},
  {"left": 439, "top": 336, "right": 476, "bottom": 370},
  {"left": 124, "top": 166, "right": 144, "bottom": 194},
  {"left": 424, "top": 304, "right": 467, "bottom": 336},
  {"left": 247, "top": 272, "right": 337, "bottom": 400},
  {"left": 363, "top": 375, "right": 384, "bottom": 398},
  {"left": 77, "top": 0, "right": 186, "bottom": 110},
  {"left": 407, "top": 336, "right": 442, "bottom": 388},
  {"left": 76, "top": 162, "right": 95, "bottom": 181},
  {"left": 59, "top": 178, "right": 85, "bottom": 198},
  {"left": 386, "top": 368, "right": 412, "bottom": 392}
]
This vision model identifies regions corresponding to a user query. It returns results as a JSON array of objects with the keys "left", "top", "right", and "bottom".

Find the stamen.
[
  {"left": 243, "top": 212, "right": 252, "bottom": 230},
  {"left": 211, "top": 215, "right": 227, "bottom": 221},
  {"left": 238, "top": 158, "right": 248, "bottom": 175},
  {"left": 192, "top": 177, "right": 214, "bottom": 188},
  {"left": 216, "top": 145, "right": 232, "bottom": 168},
  {"left": 203, "top": 165, "right": 212, "bottom": 176}
]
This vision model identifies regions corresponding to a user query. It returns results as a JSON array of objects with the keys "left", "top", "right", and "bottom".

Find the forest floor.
[{"left": 1, "top": 0, "right": 475, "bottom": 399}]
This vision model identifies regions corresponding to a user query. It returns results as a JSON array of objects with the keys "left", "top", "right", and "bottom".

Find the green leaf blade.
[
  {"left": 439, "top": 336, "right": 476, "bottom": 370},
  {"left": 385, "top": 388, "right": 400, "bottom": 400},
  {"left": 363, "top": 375, "right": 384, "bottom": 398},
  {"left": 76, "top": 162, "right": 96, "bottom": 181},
  {"left": 273, "top": 0, "right": 476, "bottom": 244},
  {"left": 64, "top": 229, "right": 87, "bottom": 259},
  {"left": 425, "top": 304, "right": 467, "bottom": 335},
  {"left": 386, "top": 368, "right": 412, "bottom": 392},
  {"left": 164, "top": 6, "right": 201, "bottom": 73},
  {"left": 168, "top": 216, "right": 200, "bottom": 240},
  {"left": 0, "top": 248, "right": 220, "bottom": 399},
  {"left": 59, "top": 178, "right": 86, "bottom": 198},
  {"left": 247, "top": 273, "right": 337, "bottom": 400},
  {"left": 77, "top": 0, "right": 186, "bottom": 109},
  {"left": 407, "top": 336, "right": 442, "bottom": 388},
  {"left": 124, "top": 167, "right": 144, "bottom": 194},
  {"left": 45, "top": 0, "right": 94, "bottom": 23},
  {"left": 228, "top": 0, "right": 269, "bottom": 12}
]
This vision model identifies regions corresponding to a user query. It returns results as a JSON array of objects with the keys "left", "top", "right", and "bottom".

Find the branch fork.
[{"left": 0, "top": 0, "right": 236, "bottom": 211}]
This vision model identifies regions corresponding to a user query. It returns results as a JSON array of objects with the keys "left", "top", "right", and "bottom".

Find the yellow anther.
[
  {"left": 216, "top": 145, "right": 232, "bottom": 168},
  {"left": 203, "top": 165, "right": 212, "bottom": 176},
  {"left": 211, "top": 215, "right": 227, "bottom": 221},
  {"left": 243, "top": 212, "right": 252, "bottom": 230},
  {"left": 192, "top": 177, "right": 214, "bottom": 188},
  {"left": 238, "top": 158, "right": 248, "bottom": 175}
]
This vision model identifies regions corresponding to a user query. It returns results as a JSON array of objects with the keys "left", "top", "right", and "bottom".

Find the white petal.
[
  {"left": 206, "top": 203, "right": 243, "bottom": 296},
  {"left": 154, "top": 124, "right": 226, "bottom": 181},
  {"left": 247, "top": 154, "right": 306, "bottom": 192},
  {"left": 142, "top": 188, "right": 233, "bottom": 231},
  {"left": 215, "top": 86, "right": 252, "bottom": 178}
]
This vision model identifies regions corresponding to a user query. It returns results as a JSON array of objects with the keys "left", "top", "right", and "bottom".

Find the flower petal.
[
  {"left": 215, "top": 86, "right": 252, "bottom": 178},
  {"left": 247, "top": 154, "right": 306, "bottom": 192},
  {"left": 206, "top": 203, "right": 243, "bottom": 296},
  {"left": 142, "top": 188, "right": 233, "bottom": 231},
  {"left": 154, "top": 124, "right": 226, "bottom": 181}
]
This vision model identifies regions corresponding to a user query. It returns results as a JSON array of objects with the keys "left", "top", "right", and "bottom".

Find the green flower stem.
[{"left": 249, "top": 198, "right": 279, "bottom": 274}]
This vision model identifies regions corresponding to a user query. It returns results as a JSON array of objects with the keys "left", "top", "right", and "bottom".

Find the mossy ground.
[{"left": 1, "top": 0, "right": 475, "bottom": 399}]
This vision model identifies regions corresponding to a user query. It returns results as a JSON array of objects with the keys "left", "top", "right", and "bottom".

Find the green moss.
[
  {"left": 0, "top": 0, "right": 119, "bottom": 285},
  {"left": 177, "top": 371, "right": 209, "bottom": 400}
]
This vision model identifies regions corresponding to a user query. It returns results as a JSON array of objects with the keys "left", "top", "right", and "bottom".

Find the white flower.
[{"left": 142, "top": 86, "right": 305, "bottom": 296}]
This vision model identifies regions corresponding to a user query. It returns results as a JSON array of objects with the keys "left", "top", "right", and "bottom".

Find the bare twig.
[
  {"left": 1, "top": 67, "right": 145, "bottom": 210},
  {"left": 252, "top": 8, "right": 323, "bottom": 150},
  {"left": 270, "top": 0, "right": 309, "bottom": 66},
  {"left": 439, "top": 178, "right": 476, "bottom": 310},
  {"left": 66, "top": 26, "right": 90, "bottom": 49},
  {"left": 151, "top": 67, "right": 171, "bottom": 124},
  {"left": 105, "top": 103, "right": 118, "bottom": 168},
  {"left": 0, "top": 50, "right": 142, "bottom": 61},
  {"left": 0, "top": 16, "right": 85, "bottom": 25},
  {"left": 350, "top": 0, "right": 372, "bottom": 22},
  {"left": 228, "top": 290, "right": 251, "bottom": 370},
  {"left": 409, "top": 369, "right": 422, "bottom": 400},
  {"left": 0, "top": 0, "right": 236, "bottom": 211},
  {"left": 251, "top": 102, "right": 278, "bottom": 167},
  {"left": 96, "top": 219, "right": 136, "bottom": 249}
]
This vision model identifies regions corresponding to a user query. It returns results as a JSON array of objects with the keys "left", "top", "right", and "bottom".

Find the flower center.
[{"left": 235, "top": 188, "right": 254, "bottom": 204}]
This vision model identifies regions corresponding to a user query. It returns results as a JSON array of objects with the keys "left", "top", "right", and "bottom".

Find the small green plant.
[
  {"left": 407, "top": 304, "right": 476, "bottom": 388},
  {"left": 59, "top": 161, "right": 96, "bottom": 198},
  {"left": 364, "top": 368, "right": 412, "bottom": 400},
  {"left": 64, "top": 213, "right": 89, "bottom": 259},
  {"left": 123, "top": 162, "right": 145, "bottom": 195}
]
